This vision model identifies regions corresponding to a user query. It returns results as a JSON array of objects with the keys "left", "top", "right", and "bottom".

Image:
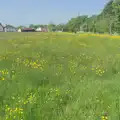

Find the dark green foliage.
[
  {"left": 67, "top": 16, "right": 88, "bottom": 32},
  {"left": 65, "top": 0, "right": 120, "bottom": 34}
]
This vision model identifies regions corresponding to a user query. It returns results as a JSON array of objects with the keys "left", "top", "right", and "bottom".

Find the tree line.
[{"left": 18, "top": 0, "right": 120, "bottom": 34}]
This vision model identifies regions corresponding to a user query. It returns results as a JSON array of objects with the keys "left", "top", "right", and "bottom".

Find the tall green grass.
[{"left": 0, "top": 32, "right": 120, "bottom": 119}]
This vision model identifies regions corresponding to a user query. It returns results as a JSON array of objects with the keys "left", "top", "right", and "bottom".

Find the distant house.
[
  {"left": 18, "top": 28, "right": 22, "bottom": 32},
  {"left": 4, "top": 25, "right": 16, "bottom": 32},
  {"left": 0, "top": 23, "right": 4, "bottom": 32},
  {"left": 22, "top": 28, "right": 35, "bottom": 32},
  {"left": 36, "top": 27, "right": 42, "bottom": 32},
  {"left": 36, "top": 27, "right": 48, "bottom": 32}
]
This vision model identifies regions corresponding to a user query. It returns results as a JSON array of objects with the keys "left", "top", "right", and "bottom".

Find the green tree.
[
  {"left": 67, "top": 16, "right": 88, "bottom": 32},
  {"left": 48, "top": 24, "right": 56, "bottom": 32}
]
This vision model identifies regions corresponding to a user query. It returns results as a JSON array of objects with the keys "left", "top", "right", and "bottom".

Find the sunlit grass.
[{"left": 0, "top": 32, "right": 120, "bottom": 119}]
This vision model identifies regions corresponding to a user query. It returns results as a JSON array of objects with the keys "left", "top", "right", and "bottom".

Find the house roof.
[
  {"left": 6, "top": 25, "right": 16, "bottom": 29},
  {"left": 0, "top": 23, "right": 4, "bottom": 28},
  {"left": 22, "top": 28, "right": 35, "bottom": 30}
]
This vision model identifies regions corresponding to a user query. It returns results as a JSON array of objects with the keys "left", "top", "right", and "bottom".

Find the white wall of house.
[
  {"left": 36, "top": 27, "right": 42, "bottom": 32},
  {"left": 18, "top": 28, "right": 21, "bottom": 32},
  {"left": 5, "top": 27, "right": 16, "bottom": 32},
  {"left": 0, "top": 25, "right": 4, "bottom": 32}
]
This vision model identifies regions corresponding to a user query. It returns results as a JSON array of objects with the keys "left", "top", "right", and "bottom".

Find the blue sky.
[{"left": 0, "top": 0, "right": 108, "bottom": 26}]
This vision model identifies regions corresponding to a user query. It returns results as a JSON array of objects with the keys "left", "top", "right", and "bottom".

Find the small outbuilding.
[
  {"left": 36, "top": 27, "right": 48, "bottom": 32},
  {"left": 18, "top": 28, "right": 22, "bottom": 32},
  {"left": 22, "top": 28, "right": 35, "bottom": 32},
  {"left": 36, "top": 27, "right": 42, "bottom": 32}
]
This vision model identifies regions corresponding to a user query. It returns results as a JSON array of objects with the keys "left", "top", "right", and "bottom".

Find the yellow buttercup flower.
[
  {"left": 1, "top": 77, "right": 5, "bottom": 80},
  {"left": 101, "top": 116, "right": 108, "bottom": 120}
]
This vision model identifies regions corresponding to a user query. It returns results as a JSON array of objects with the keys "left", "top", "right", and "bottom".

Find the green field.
[{"left": 0, "top": 32, "right": 120, "bottom": 120}]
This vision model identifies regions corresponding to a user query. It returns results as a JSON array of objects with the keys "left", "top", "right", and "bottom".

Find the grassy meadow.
[{"left": 0, "top": 32, "right": 120, "bottom": 120}]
